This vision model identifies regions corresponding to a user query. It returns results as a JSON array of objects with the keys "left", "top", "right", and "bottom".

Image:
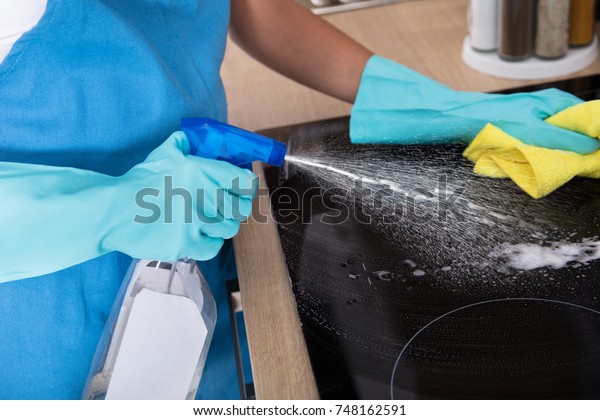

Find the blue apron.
[{"left": 0, "top": 0, "right": 242, "bottom": 399}]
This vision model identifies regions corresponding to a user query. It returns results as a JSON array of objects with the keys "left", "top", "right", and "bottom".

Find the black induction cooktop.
[{"left": 260, "top": 75, "right": 600, "bottom": 399}]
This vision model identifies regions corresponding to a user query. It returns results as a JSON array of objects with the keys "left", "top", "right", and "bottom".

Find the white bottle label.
[{"left": 105, "top": 289, "right": 207, "bottom": 400}]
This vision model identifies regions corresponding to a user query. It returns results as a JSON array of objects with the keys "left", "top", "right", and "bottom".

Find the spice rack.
[{"left": 462, "top": 35, "right": 598, "bottom": 80}]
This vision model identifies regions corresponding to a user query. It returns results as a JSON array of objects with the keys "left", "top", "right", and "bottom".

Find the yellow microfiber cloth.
[{"left": 463, "top": 100, "right": 600, "bottom": 199}]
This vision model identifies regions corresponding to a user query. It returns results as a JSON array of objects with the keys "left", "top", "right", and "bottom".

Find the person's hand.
[
  {"left": 350, "top": 56, "right": 600, "bottom": 154},
  {"left": 0, "top": 132, "right": 257, "bottom": 283},
  {"left": 106, "top": 131, "right": 257, "bottom": 261}
]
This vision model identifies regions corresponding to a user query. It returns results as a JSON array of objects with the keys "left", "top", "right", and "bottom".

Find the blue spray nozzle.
[{"left": 180, "top": 118, "right": 287, "bottom": 170}]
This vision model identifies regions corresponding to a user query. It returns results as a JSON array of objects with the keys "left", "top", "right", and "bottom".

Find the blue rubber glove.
[
  {"left": 350, "top": 55, "right": 600, "bottom": 154},
  {"left": 0, "top": 132, "right": 257, "bottom": 283}
]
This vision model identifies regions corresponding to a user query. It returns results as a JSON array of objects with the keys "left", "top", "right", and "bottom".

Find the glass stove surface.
[{"left": 261, "top": 75, "right": 600, "bottom": 399}]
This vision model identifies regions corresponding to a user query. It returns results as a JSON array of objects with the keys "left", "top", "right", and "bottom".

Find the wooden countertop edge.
[{"left": 233, "top": 163, "right": 319, "bottom": 400}]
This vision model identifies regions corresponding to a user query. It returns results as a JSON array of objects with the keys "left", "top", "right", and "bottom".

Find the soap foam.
[{"left": 490, "top": 238, "right": 600, "bottom": 270}]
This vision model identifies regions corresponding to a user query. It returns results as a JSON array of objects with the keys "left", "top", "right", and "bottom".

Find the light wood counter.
[{"left": 225, "top": 0, "right": 600, "bottom": 399}]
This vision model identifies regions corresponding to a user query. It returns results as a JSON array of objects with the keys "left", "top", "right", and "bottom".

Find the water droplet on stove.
[
  {"left": 373, "top": 271, "right": 392, "bottom": 281},
  {"left": 403, "top": 259, "right": 417, "bottom": 268}
]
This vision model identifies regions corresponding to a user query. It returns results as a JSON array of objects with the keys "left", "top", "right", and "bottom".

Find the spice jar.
[
  {"left": 499, "top": 0, "right": 535, "bottom": 61},
  {"left": 469, "top": 0, "right": 499, "bottom": 51},
  {"left": 535, "top": 0, "right": 571, "bottom": 59},
  {"left": 569, "top": 0, "right": 597, "bottom": 47}
]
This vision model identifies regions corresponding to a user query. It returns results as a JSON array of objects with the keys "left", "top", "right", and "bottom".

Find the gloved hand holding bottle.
[
  {"left": 350, "top": 55, "right": 600, "bottom": 154},
  {"left": 0, "top": 131, "right": 257, "bottom": 283}
]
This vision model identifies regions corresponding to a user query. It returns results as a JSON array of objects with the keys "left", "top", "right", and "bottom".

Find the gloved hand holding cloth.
[
  {"left": 464, "top": 101, "right": 600, "bottom": 198},
  {"left": 0, "top": 132, "right": 257, "bottom": 283},
  {"left": 350, "top": 55, "right": 600, "bottom": 197}
]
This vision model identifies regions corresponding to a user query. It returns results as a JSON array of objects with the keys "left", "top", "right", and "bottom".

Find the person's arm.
[
  {"left": 0, "top": 133, "right": 256, "bottom": 283},
  {"left": 229, "top": 0, "right": 372, "bottom": 104},
  {"left": 229, "top": 0, "right": 599, "bottom": 155}
]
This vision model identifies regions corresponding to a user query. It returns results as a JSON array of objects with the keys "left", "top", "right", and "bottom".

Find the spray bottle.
[{"left": 83, "top": 118, "right": 286, "bottom": 400}]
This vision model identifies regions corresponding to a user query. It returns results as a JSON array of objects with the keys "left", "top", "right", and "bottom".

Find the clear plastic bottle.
[{"left": 82, "top": 258, "right": 216, "bottom": 400}]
